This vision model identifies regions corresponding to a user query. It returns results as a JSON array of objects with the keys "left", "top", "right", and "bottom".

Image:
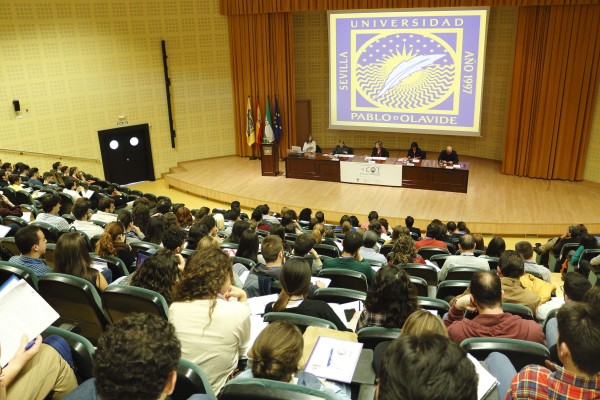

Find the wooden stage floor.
[{"left": 163, "top": 156, "right": 600, "bottom": 236}]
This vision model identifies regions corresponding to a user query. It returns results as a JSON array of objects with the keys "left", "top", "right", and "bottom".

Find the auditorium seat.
[
  {"left": 30, "top": 221, "right": 60, "bottom": 243},
  {"left": 42, "top": 326, "right": 95, "bottom": 383},
  {"left": 436, "top": 280, "right": 470, "bottom": 302},
  {"left": 221, "top": 378, "right": 334, "bottom": 400},
  {"left": 317, "top": 268, "right": 367, "bottom": 292},
  {"left": 460, "top": 337, "right": 550, "bottom": 371},
  {"left": 400, "top": 263, "right": 438, "bottom": 287},
  {"left": 173, "top": 359, "right": 217, "bottom": 400},
  {"left": 263, "top": 312, "right": 337, "bottom": 333},
  {"left": 0, "top": 261, "right": 39, "bottom": 289},
  {"left": 101, "top": 285, "right": 168, "bottom": 323},
  {"left": 444, "top": 266, "right": 482, "bottom": 282},
  {"left": 313, "top": 243, "right": 340, "bottom": 258},
  {"left": 357, "top": 327, "right": 400, "bottom": 350},
  {"left": 312, "top": 287, "right": 366, "bottom": 304},
  {"left": 409, "top": 276, "right": 429, "bottom": 297},
  {"left": 417, "top": 246, "right": 450, "bottom": 261}
]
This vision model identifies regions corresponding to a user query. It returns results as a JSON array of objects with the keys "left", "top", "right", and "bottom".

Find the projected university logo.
[{"left": 330, "top": 9, "right": 488, "bottom": 135}]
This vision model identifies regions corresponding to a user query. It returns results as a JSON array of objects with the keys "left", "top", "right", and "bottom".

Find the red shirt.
[{"left": 414, "top": 238, "right": 448, "bottom": 250}]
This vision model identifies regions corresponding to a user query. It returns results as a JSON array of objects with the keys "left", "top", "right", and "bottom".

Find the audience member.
[
  {"left": 472, "top": 234, "right": 486, "bottom": 251},
  {"left": 0, "top": 168, "right": 8, "bottom": 187},
  {"left": 175, "top": 206, "right": 194, "bottom": 228},
  {"left": 514, "top": 241, "right": 551, "bottom": 282},
  {"left": 225, "top": 220, "right": 250, "bottom": 244},
  {"left": 35, "top": 193, "right": 70, "bottom": 230},
  {"left": 315, "top": 210, "right": 325, "bottom": 223},
  {"left": 265, "top": 258, "right": 347, "bottom": 330},
  {"left": 8, "top": 173, "right": 22, "bottom": 191},
  {"left": 232, "top": 321, "right": 350, "bottom": 399},
  {"left": 169, "top": 248, "right": 250, "bottom": 393},
  {"left": 444, "top": 271, "right": 545, "bottom": 345},
  {"left": 4, "top": 335, "right": 77, "bottom": 399},
  {"left": 71, "top": 199, "right": 104, "bottom": 238},
  {"left": 243, "top": 235, "right": 284, "bottom": 297},
  {"left": 360, "top": 230, "right": 386, "bottom": 264},
  {"left": 377, "top": 333, "right": 477, "bottom": 400},
  {"left": 414, "top": 223, "right": 448, "bottom": 250},
  {"left": 402, "top": 309, "right": 448, "bottom": 336},
  {"left": 389, "top": 235, "right": 425, "bottom": 265},
  {"left": 55, "top": 231, "right": 110, "bottom": 291},
  {"left": 95, "top": 221, "right": 136, "bottom": 269},
  {"left": 356, "top": 265, "right": 418, "bottom": 331},
  {"left": 93, "top": 197, "right": 118, "bottom": 223},
  {"left": 485, "top": 236, "right": 506, "bottom": 258},
  {"left": 292, "top": 232, "right": 323, "bottom": 274},
  {"left": 64, "top": 314, "right": 186, "bottom": 400},
  {"left": 163, "top": 212, "right": 180, "bottom": 230},
  {"left": 438, "top": 234, "right": 490, "bottom": 281},
  {"left": 9, "top": 225, "right": 51, "bottom": 278},
  {"left": 497, "top": 250, "right": 542, "bottom": 313},
  {"left": 322, "top": 231, "right": 375, "bottom": 284},
  {"left": 235, "top": 230, "right": 261, "bottom": 264},
  {"left": 130, "top": 251, "right": 180, "bottom": 305},
  {"left": 105, "top": 184, "right": 129, "bottom": 208},
  {"left": 299, "top": 207, "right": 312, "bottom": 222},
  {"left": 117, "top": 209, "right": 145, "bottom": 242},
  {"left": 145, "top": 216, "right": 166, "bottom": 246},
  {"left": 509, "top": 301, "right": 600, "bottom": 399}
]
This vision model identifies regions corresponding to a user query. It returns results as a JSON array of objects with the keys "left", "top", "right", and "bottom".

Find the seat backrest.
[
  {"left": 263, "top": 312, "right": 337, "bottom": 332},
  {"left": 559, "top": 243, "right": 580, "bottom": 259},
  {"left": 379, "top": 243, "right": 394, "bottom": 257},
  {"left": 428, "top": 253, "right": 451, "bottom": 268},
  {"left": 2, "top": 215, "right": 28, "bottom": 228},
  {"left": 313, "top": 243, "right": 340, "bottom": 258},
  {"left": 445, "top": 266, "right": 482, "bottom": 282},
  {"left": 15, "top": 190, "right": 34, "bottom": 205},
  {"left": 460, "top": 337, "right": 550, "bottom": 371},
  {"left": 0, "top": 261, "right": 39, "bottom": 289},
  {"left": 30, "top": 221, "right": 60, "bottom": 243},
  {"left": 221, "top": 378, "right": 335, "bottom": 400},
  {"left": 580, "top": 248, "right": 600, "bottom": 264},
  {"left": 38, "top": 273, "right": 108, "bottom": 345},
  {"left": 129, "top": 241, "right": 161, "bottom": 255},
  {"left": 417, "top": 296, "right": 450, "bottom": 315},
  {"left": 312, "top": 287, "right": 366, "bottom": 303},
  {"left": 400, "top": 263, "right": 438, "bottom": 286},
  {"left": 172, "top": 359, "right": 217, "bottom": 400},
  {"left": 232, "top": 256, "right": 257, "bottom": 270},
  {"left": 417, "top": 246, "right": 450, "bottom": 260},
  {"left": 502, "top": 303, "right": 534, "bottom": 320},
  {"left": 100, "top": 255, "right": 130, "bottom": 279},
  {"left": 317, "top": 268, "right": 368, "bottom": 292},
  {"left": 0, "top": 237, "right": 21, "bottom": 258},
  {"left": 436, "top": 280, "right": 470, "bottom": 302},
  {"left": 101, "top": 285, "right": 168, "bottom": 323},
  {"left": 357, "top": 327, "right": 401, "bottom": 350},
  {"left": 42, "top": 326, "right": 95, "bottom": 382},
  {"left": 409, "top": 276, "right": 429, "bottom": 297},
  {"left": 479, "top": 256, "right": 499, "bottom": 270},
  {"left": 43, "top": 243, "right": 57, "bottom": 269},
  {"left": 2, "top": 187, "right": 18, "bottom": 205},
  {"left": 220, "top": 242, "right": 239, "bottom": 250}
]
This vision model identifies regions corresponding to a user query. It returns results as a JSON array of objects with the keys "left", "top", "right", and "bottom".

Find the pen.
[
  {"left": 327, "top": 348, "right": 333, "bottom": 367},
  {"left": 25, "top": 338, "right": 36, "bottom": 350}
]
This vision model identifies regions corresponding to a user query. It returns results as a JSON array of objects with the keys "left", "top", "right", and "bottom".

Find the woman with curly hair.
[
  {"left": 130, "top": 251, "right": 180, "bottom": 304},
  {"left": 169, "top": 247, "right": 250, "bottom": 394},
  {"left": 231, "top": 321, "right": 351, "bottom": 400},
  {"left": 175, "top": 206, "right": 193, "bottom": 228},
  {"left": 356, "top": 265, "right": 418, "bottom": 331},
  {"left": 95, "top": 221, "right": 137, "bottom": 270},
  {"left": 390, "top": 234, "right": 425, "bottom": 265},
  {"left": 265, "top": 258, "right": 348, "bottom": 331},
  {"left": 55, "top": 232, "right": 109, "bottom": 292}
]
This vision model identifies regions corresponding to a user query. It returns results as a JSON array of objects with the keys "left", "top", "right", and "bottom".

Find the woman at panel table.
[
  {"left": 302, "top": 135, "right": 317, "bottom": 153},
  {"left": 370, "top": 140, "right": 389, "bottom": 157},
  {"left": 407, "top": 141, "right": 425, "bottom": 159}
]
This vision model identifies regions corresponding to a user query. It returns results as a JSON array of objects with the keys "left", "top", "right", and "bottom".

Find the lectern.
[{"left": 260, "top": 143, "right": 279, "bottom": 176}]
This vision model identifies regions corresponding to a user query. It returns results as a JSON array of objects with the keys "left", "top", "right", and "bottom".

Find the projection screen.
[{"left": 329, "top": 9, "right": 489, "bottom": 136}]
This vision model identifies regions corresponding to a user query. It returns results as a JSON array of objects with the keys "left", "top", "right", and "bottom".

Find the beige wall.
[
  {"left": 0, "top": 0, "right": 235, "bottom": 179},
  {"left": 1, "top": 3, "right": 599, "bottom": 182}
]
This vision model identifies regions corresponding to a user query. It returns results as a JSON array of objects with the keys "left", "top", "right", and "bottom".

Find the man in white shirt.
[
  {"left": 438, "top": 234, "right": 489, "bottom": 281},
  {"left": 535, "top": 271, "right": 591, "bottom": 321},
  {"left": 260, "top": 204, "right": 280, "bottom": 225},
  {"left": 34, "top": 193, "right": 70, "bottom": 231},
  {"left": 71, "top": 199, "right": 104, "bottom": 238},
  {"left": 515, "top": 241, "right": 552, "bottom": 283},
  {"left": 92, "top": 197, "right": 118, "bottom": 223}
]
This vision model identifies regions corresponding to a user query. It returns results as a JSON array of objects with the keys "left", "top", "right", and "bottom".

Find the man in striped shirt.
[{"left": 8, "top": 225, "right": 51, "bottom": 278}]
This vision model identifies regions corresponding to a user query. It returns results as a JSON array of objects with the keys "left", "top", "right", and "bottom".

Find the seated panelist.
[
  {"left": 371, "top": 140, "right": 389, "bottom": 158},
  {"left": 332, "top": 139, "right": 351, "bottom": 155},
  {"left": 438, "top": 146, "right": 459, "bottom": 163},
  {"left": 407, "top": 141, "right": 425, "bottom": 159},
  {"left": 302, "top": 135, "right": 316, "bottom": 153}
]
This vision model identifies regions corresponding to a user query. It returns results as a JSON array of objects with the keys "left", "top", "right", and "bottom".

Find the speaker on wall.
[{"left": 12, "top": 100, "right": 20, "bottom": 112}]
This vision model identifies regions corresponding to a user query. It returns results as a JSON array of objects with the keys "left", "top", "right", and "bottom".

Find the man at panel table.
[{"left": 438, "top": 146, "right": 459, "bottom": 164}]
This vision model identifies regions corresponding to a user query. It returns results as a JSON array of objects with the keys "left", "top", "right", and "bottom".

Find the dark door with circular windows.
[{"left": 98, "top": 124, "right": 155, "bottom": 184}]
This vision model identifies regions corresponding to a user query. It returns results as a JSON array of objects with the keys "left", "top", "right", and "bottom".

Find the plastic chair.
[
  {"left": 30, "top": 221, "right": 60, "bottom": 243},
  {"left": 2, "top": 215, "right": 28, "bottom": 228},
  {"left": 502, "top": 303, "right": 534, "bottom": 320},
  {"left": 0, "top": 261, "right": 39, "bottom": 289},
  {"left": 43, "top": 243, "right": 57, "bottom": 269},
  {"left": 479, "top": 255, "right": 499, "bottom": 270},
  {"left": 379, "top": 243, "right": 394, "bottom": 257},
  {"left": 42, "top": 326, "right": 95, "bottom": 382},
  {"left": 429, "top": 253, "right": 451, "bottom": 268},
  {"left": 1, "top": 187, "right": 18, "bottom": 205},
  {"left": 129, "top": 241, "right": 161, "bottom": 255},
  {"left": 312, "top": 287, "right": 366, "bottom": 303},
  {"left": 445, "top": 266, "right": 483, "bottom": 282},
  {"left": 400, "top": 263, "right": 438, "bottom": 286},
  {"left": 417, "top": 296, "right": 451, "bottom": 315},
  {"left": 460, "top": 337, "right": 550, "bottom": 371},
  {"left": 417, "top": 246, "right": 450, "bottom": 261},
  {"left": 38, "top": 273, "right": 109, "bottom": 345},
  {"left": 15, "top": 190, "right": 35, "bottom": 206},
  {"left": 221, "top": 378, "right": 336, "bottom": 400},
  {"left": 357, "top": 326, "right": 401, "bottom": 350},
  {"left": 436, "top": 280, "right": 470, "bottom": 302},
  {"left": 409, "top": 276, "right": 429, "bottom": 297},
  {"left": 317, "top": 268, "right": 368, "bottom": 292},
  {"left": 93, "top": 255, "right": 129, "bottom": 280},
  {"left": 172, "top": 359, "right": 217, "bottom": 400},
  {"left": 313, "top": 244, "right": 340, "bottom": 258},
  {"left": 101, "top": 285, "right": 169, "bottom": 323},
  {"left": 0, "top": 237, "right": 21, "bottom": 258},
  {"left": 263, "top": 312, "right": 337, "bottom": 332},
  {"left": 232, "top": 256, "right": 257, "bottom": 270}
]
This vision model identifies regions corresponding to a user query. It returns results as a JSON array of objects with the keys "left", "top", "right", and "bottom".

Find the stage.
[{"left": 163, "top": 155, "right": 600, "bottom": 236}]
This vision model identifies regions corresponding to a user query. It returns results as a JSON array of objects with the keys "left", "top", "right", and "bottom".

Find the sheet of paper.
[
  {"left": 304, "top": 336, "right": 363, "bottom": 383},
  {"left": 247, "top": 293, "right": 279, "bottom": 315},
  {"left": 0, "top": 278, "right": 59, "bottom": 367},
  {"left": 467, "top": 353, "right": 499, "bottom": 400},
  {"left": 310, "top": 276, "right": 331, "bottom": 287},
  {"left": 246, "top": 314, "right": 269, "bottom": 356}
]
